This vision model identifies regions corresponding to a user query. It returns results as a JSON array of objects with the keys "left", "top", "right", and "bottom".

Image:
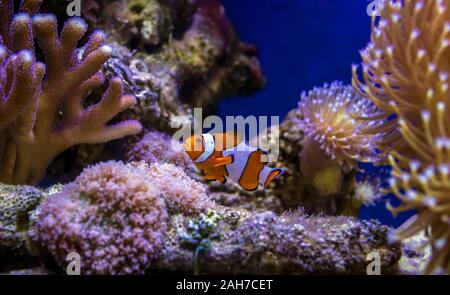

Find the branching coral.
[
  {"left": 352, "top": 0, "right": 450, "bottom": 157},
  {"left": 0, "top": 0, "right": 142, "bottom": 185},
  {"left": 292, "top": 82, "right": 382, "bottom": 195},
  {"left": 34, "top": 161, "right": 168, "bottom": 275}
]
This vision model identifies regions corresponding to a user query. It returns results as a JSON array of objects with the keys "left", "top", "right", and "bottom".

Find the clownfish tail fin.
[{"left": 261, "top": 167, "right": 285, "bottom": 188}]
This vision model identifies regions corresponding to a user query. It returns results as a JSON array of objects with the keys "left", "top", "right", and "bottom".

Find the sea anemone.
[
  {"left": 387, "top": 116, "right": 450, "bottom": 274},
  {"left": 352, "top": 0, "right": 450, "bottom": 274},
  {"left": 296, "top": 82, "right": 381, "bottom": 171},
  {"left": 352, "top": 0, "right": 450, "bottom": 156},
  {"left": 291, "top": 82, "right": 382, "bottom": 195},
  {"left": 34, "top": 161, "right": 168, "bottom": 275}
]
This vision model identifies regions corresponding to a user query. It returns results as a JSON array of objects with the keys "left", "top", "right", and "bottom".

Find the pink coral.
[
  {"left": 0, "top": 0, "right": 142, "bottom": 185},
  {"left": 35, "top": 161, "right": 168, "bottom": 275},
  {"left": 133, "top": 162, "right": 214, "bottom": 215},
  {"left": 127, "top": 130, "right": 195, "bottom": 173}
]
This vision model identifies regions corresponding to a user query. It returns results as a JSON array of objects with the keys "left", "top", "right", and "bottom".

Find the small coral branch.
[{"left": 0, "top": 0, "right": 142, "bottom": 184}]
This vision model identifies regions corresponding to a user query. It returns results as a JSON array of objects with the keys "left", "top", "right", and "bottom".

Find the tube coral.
[
  {"left": 352, "top": 0, "right": 450, "bottom": 157},
  {"left": 0, "top": 0, "right": 142, "bottom": 185},
  {"left": 34, "top": 161, "right": 168, "bottom": 275},
  {"left": 291, "top": 82, "right": 382, "bottom": 195}
]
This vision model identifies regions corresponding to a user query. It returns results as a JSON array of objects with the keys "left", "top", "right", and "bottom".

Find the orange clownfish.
[{"left": 183, "top": 131, "right": 284, "bottom": 191}]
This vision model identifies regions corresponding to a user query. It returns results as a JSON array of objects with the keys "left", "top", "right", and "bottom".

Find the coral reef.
[
  {"left": 0, "top": 0, "right": 423, "bottom": 276},
  {"left": 95, "top": 0, "right": 266, "bottom": 114},
  {"left": 0, "top": 0, "right": 142, "bottom": 185},
  {"left": 42, "top": 0, "right": 266, "bottom": 181},
  {"left": 0, "top": 157, "right": 402, "bottom": 274},
  {"left": 156, "top": 207, "right": 401, "bottom": 274},
  {"left": 2, "top": 186, "right": 402, "bottom": 274},
  {"left": 33, "top": 161, "right": 169, "bottom": 275}
]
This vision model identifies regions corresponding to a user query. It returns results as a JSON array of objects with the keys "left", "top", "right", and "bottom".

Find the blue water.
[{"left": 220, "top": 0, "right": 413, "bottom": 227}]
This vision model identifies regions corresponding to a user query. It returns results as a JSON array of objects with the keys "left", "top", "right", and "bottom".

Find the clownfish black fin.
[{"left": 264, "top": 169, "right": 284, "bottom": 188}]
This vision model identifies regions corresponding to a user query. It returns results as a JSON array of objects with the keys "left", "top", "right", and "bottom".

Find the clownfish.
[{"left": 183, "top": 131, "right": 284, "bottom": 191}]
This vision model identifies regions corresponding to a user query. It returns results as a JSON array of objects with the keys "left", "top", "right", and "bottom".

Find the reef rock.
[
  {"left": 156, "top": 207, "right": 401, "bottom": 274},
  {"left": 1, "top": 176, "right": 401, "bottom": 275}
]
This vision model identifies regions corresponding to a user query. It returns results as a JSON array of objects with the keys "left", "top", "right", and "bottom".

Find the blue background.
[{"left": 220, "top": 0, "right": 413, "bottom": 227}]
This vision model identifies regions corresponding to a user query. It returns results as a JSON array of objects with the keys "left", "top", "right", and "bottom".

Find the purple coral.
[
  {"left": 132, "top": 161, "right": 214, "bottom": 215},
  {"left": 127, "top": 130, "right": 195, "bottom": 173},
  {"left": 34, "top": 161, "right": 168, "bottom": 275},
  {"left": 0, "top": 0, "right": 142, "bottom": 185}
]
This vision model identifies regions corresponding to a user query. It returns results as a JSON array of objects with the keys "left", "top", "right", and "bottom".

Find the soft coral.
[{"left": 0, "top": 0, "right": 142, "bottom": 184}]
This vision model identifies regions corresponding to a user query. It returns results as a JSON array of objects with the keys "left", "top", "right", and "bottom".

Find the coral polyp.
[
  {"left": 295, "top": 82, "right": 381, "bottom": 172},
  {"left": 34, "top": 161, "right": 169, "bottom": 275},
  {"left": 352, "top": 0, "right": 450, "bottom": 156}
]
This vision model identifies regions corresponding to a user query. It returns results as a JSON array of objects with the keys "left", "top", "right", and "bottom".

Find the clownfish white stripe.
[
  {"left": 222, "top": 141, "right": 257, "bottom": 183},
  {"left": 195, "top": 133, "right": 215, "bottom": 163}
]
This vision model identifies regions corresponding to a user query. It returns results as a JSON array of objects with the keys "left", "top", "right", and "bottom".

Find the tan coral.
[{"left": 0, "top": 0, "right": 142, "bottom": 184}]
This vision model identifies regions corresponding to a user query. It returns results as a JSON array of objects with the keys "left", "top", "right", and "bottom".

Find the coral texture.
[
  {"left": 127, "top": 130, "right": 195, "bottom": 173},
  {"left": 156, "top": 207, "right": 401, "bottom": 274},
  {"left": 101, "top": 0, "right": 265, "bottom": 112},
  {"left": 0, "top": 0, "right": 142, "bottom": 185},
  {"left": 136, "top": 162, "right": 214, "bottom": 215},
  {"left": 0, "top": 184, "right": 44, "bottom": 255},
  {"left": 34, "top": 161, "right": 168, "bottom": 275}
]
